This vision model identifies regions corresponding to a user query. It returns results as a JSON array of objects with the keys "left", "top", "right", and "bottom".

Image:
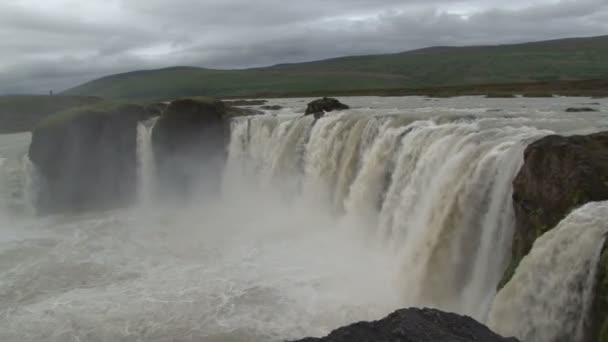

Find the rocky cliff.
[
  {"left": 29, "top": 103, "right": 148, "bottom": 213},
  {"left": 503, "top": 131, "right": 608, "bottom": 341}
]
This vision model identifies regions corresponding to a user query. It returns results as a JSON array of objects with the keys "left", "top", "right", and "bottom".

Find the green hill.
[{"left": 64, "top": 35, "right": 608, "bottom": 99}]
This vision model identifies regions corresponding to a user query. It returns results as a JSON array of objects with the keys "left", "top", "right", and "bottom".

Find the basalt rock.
[
  {"left": 261, "top": 105, "right": 283, "bottom": 111},
  {"left": 502, "top": 131, "right": 608, "bottom": 341},
  {"left": 151, "top": 98, "right": 230, "bottom": 198},
  {"left": 566, "top": 107, "right": 599, "bottom": 112},
  {"left": 292, "top": 308, "right": 519, "bottom": 342},
  {"left": 305, "top": 97, "right": 349, "bottom": 117},
  {"left": 223, "top": 99, "right": 267, "bottom": 106},
  {"left": 29, "top": 104, "right": 146, "bottom": 213},
  {"left": 145, "top": 102, "right": 168, "bottom": 117}
]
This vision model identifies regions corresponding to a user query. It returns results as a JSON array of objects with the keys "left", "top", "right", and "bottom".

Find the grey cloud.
[{"left": 0, "top": 0, "right": 607, "bottom": 94}]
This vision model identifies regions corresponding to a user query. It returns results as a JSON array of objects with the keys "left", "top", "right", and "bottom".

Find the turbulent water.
[
  {"left": 489, "top": 201, "right": 608, "bottom": 342},
  {"left": 0, "top": 96, "right": 606, "bottom": 341}
]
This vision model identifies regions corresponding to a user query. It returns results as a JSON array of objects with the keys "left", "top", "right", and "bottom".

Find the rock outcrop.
[
  {"left": 261, "top": 105, "right": 283, "bottom": 111},
  {"left": 151, "top": 98, "right": 231, "bottom": 198},
  {"left": 29, "top": 104, "right": 147, "bottom": 213},
  {"left": 292, "top": 308, "right": 519, "bottom": 342},
  {"left": 503, "top": 131, "right": 608, "bottom": 341},
  {"left": 566, "top": 107, "right": 598, "bottom": 112},
  {"left": 503, "top": 132, "right": 608, "bottom": 285},
  {"left": 305, "top": 97, "right": 349, "bottom": 118},
  {"left": 145, "top": 102, "right": 168, "bottom": 117},
  {"left": 223, "top": 99, "right": 267, "bottom": 106}
]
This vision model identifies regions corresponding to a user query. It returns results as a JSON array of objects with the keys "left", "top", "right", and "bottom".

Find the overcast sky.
[{"left": 1, "top": 0, "right": 607, "bottom": 94}]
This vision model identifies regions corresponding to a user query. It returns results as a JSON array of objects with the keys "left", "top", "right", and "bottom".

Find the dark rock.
[
  {"left": 29, "top": 104, "right": 146, "bottom": 213},
  {"left": 151, "top": 98, "right": 230, "bottom": 198},
  {"left": 145, "top": 102, "right": 168, "bottom": 117},
  {"left": 261, "top": 105, "right": 283, "bottom": 111},
  {"left": 485, "top": 93, "right": 517, "bottom": 98},
  {"left": 227, "top": 106, "right": 263, "bottom": 117},
  {"left": 223, "top": 99, "right": 267, "bottom": 106},
  {"left": 292, "top": 308, "right": 519, "bottom": 342},
  {"left": 503, "top": 132, "right": 608, "bottom": 287},
  {"left": 502, "top": 131, "right": 608, "bottom": 341},
  {"left": 566, "top": 107, "right": 599, "bottom": 112},
  {"left": 305, "top": 97, "right": 349, "bottom": 116}
]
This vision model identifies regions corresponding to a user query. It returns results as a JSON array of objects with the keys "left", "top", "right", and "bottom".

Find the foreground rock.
[
  {"left": 293, "top": 308, "right": 519, "bottom": 342},
  {"left": 305, "top": 97, "right": 349, "bottom": 118},
  {"left": 503, "top": 131, "right": 608, "bottom": 341},
  {"left": 29, "top": 104, "right": 147, "bottom": 213}
]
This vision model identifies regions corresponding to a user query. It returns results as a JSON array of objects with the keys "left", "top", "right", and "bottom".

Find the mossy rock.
[
  {"left": 151, "top": 98, "right": 230, "bottom": 198},
  {"left": 29, "top": 103, "right": 147, "bottom": 213}
]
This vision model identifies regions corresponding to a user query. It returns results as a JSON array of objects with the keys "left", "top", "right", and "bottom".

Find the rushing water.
[
  {"left": 0, "top": 96, "right": 606, "bottom": 341},
  {"left": 489, "top": 201, "right": 608, "bottom": 342}
]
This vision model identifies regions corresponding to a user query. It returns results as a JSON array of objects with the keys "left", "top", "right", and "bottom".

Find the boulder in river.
[
  {"left": 566, "top": 107, "right": 599, "bottom": 112},
  {"left": 292, "top": 308, "right": 519, "bottom": 342},
  {"left": 29, "top": 103, "right": 147, "bottom": 213},
  {"left": 305, "top": 97, "right": 349, "bottom": 118}
]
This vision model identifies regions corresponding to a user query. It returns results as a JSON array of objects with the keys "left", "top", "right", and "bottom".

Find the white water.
[
  {"left": 228, "top": 112, "right": 551, "bottom": 321},
  {"left": 489, "top": 201, "right": 608, "bottom": 342},
  {"left": 0, "top": 96, "right": 606, "bottom": 341},
  {"left": 137, "top": 117, "right": 159, "bottom": 206}
]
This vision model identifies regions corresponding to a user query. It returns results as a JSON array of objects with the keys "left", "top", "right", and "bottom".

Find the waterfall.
[
  {"left": 225, "top": 112, "right": 549, "bottom": 321},
  {"left": 488, "top": 201, "right": 608, "bottom": 342},
  {"left": 21, "top": 154, "right": 41, "bottom": 215},
  {"left": 137, "top": 118, "right": 159, "bottom": 205}
]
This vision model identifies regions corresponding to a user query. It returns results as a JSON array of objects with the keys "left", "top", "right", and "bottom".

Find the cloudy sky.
[{"left": 1, "top": 0, "right": 607, "bottom": 94}]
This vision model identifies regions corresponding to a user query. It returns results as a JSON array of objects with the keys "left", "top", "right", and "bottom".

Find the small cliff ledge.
[{"left": 293, "top": 308, "right": 519, "bottom": 342}]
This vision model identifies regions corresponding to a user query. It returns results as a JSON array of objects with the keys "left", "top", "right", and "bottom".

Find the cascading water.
[
  {"left": 137, "top": 117, "right": 159, "bottom": 206},
  {"left": 488, "top": 201, "right": 608, "bottom": 342},
  {"left": 1, "top": 96, "right": 607, "bottom": 341},
  {"left": 0, "top": 133, "right": 36, "bottom": 217},
  {"left": 226, "top": 111, "right": 550, "bottom": 321}
]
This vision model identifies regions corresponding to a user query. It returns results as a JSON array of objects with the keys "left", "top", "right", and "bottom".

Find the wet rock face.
[
  {"left": 151, "top": 98, "right": 230, "bottom": 198},
  {"left": 503, "top": 132, "right": 608, "bottom": 286},
  {"left": 305, "top": 97, "right": 349, "bottom": 117},
  {"left": 292, "top": 308, "right": 519, "bottom": 342},
  {"left": 502, "top": 131, "right": 608, "bottom": 341},
  {"left": 29, "top": 104, "right": 146, "bottom": 213}
]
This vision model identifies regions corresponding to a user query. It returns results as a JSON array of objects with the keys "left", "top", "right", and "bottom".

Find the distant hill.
[{"left": 64, "top": 35, "right": 608, "bottom": 99}]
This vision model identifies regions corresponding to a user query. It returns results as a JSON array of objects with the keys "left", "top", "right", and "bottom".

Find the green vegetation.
[
  {"left": 37, "top": 100, "right": 142, "bottom": 129},
  {"left": 63, "top": 35, "right": 608, "bottom": 99}
]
